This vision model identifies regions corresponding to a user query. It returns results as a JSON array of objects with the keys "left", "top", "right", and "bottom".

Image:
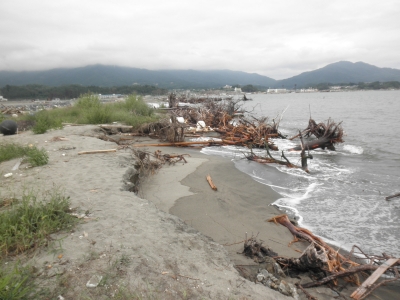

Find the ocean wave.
[{"left": 342, "top": 144, "right": 364, "bottom": 154}]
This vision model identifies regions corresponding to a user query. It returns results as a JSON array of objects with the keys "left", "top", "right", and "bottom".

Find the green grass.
[
  {"left": 0, "top": 263, "right": 35, "bottom": 300},
  {"left": 30, "top": 94, "right": 159, "bottom": 134},
  {"left": 0, "top": 189, "right": 76, "bottom": 257},
  {"left": 0, "top": 143, "right": 48, "bottom": 167}
]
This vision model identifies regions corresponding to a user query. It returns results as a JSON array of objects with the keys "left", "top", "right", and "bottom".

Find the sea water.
[{"left": 201, "top": 90, "right": 400, "bottom": 257}]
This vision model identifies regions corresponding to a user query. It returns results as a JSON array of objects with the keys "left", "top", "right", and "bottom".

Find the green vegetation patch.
[
  {"left": 31, "top": 94, "right": 159, "bottom": 133},
  {"left": 0, "top": 143, "right": 48, "bottom": 167},
  {"left": 0, "top": 190, "right": 76, "bottom": 257},
  {"left": 0, "top": 263, "right": 35, "bottom": 300}
]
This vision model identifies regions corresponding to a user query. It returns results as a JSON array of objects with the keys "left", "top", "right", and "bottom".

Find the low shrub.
[
  {"left": 0, "top": 189, "right": 76, "bottom": 257},
  {"left": 29, "top": 93, "right": 159, "bottom": 133},
  {"left": 32, "top": 110, "right": 62, "bottom": 134},
  {"left": 0, "top": 143, "right": 48, "bottom": 166}
]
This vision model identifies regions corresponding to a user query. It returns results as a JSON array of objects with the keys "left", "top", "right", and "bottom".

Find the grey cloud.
[{"left": 0, "top": 0, "right": 399, "bottom": 79}]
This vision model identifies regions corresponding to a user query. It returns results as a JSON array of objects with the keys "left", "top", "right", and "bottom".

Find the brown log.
[
  {"left": 386, "top": 192, "right": 400, "bottom": 201},
  {"left": 78, "top": 149, "right": 117, "bottom": 155},
  {"left": 132, "top": 141, "right": 224, "bottom": 147},
  {"left": 206, "top": 174, "right": 217, "bottom": 191}
]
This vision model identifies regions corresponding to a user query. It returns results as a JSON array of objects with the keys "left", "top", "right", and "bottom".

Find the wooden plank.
[
  {"left": 78, "top": 149, "right": 117, "bottom": 155},
  {"left": 351, "top": 258, "right": 399, "bottom": 299}
]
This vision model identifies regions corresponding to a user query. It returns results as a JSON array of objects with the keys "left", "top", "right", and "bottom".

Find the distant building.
[
  {"left": 223, "top": 85, "right": 232, "bottom": 89},
  {"left": 299, "top": 88, "right": 318, "bottom": 93},
  {"left": 267, "top": 89, "right": 287, "bottom": 94},
  {"left": 98, "top": 94, "right": 122, "bottom": 100},
  {"left": 0, "top": 95, "right": 8, "bottom": 101},
  {"left": 234, "top": 87, "right": 242, "bottom": 93}
]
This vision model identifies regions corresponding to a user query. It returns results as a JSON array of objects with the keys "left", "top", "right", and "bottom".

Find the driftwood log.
[
  {"left": 206, "top": 174, "right": 217, "bottom": 191},
  {"left": 78, "top": 149, "right": 117, "bottom": 155},
  {"left": 290, "top": 118, "right": 344, "bottom": 151},
  {"left": 386, "top": 192, "right": 400, "bottom": 201}
]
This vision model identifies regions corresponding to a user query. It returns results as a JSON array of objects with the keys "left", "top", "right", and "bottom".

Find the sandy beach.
[{"left": 1, "top": 124, "right": 399, "bottom": 299}]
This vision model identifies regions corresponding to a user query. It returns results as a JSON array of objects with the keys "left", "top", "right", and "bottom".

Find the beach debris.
[
  {"left": 289, "top": 118, "right": 344, "bottom": 151},
  {"left": 99, "top": 124, "right": 134, "bottom": 134},
  {"left": 168, "top": 92, "right": 179, "bottom": 108},
  {"left": 58, "top": 146, "right": 76, "bottom": 151},
  {"left": 50, "top": 136, "right": 69, "bottom": 142},
  {"left": 386, "top": 192, "right": 400, "bottom": 201},
  {"left": 78, "top": 149, "right": 117, "bottom": 155},
  {"left": 86, "top": 275, "right": 103, "bottom": 288},
  {"left": 242, "top": 237, "right": 278, "bottom": 263},
  {"left": 256, "top": 269, "right": 299, "bottom": 299},
  {"left": 0, "top": 119, "right": 18, "bottom": 135},
  {"left": 12, "top": 159, "right": 23, "bottom": 171},
  {"left": 206, "top": 174, "right": 217, "bottom": 191},
  {"left": 299, "top": 130, "right": 313, "bottom": 173},
  {"left": 266, "top": 214, "right": 400, "bottom": 299},
  {"left": 246, "top": 142, "right": 300, "bottom": 170},
  {"left": 4, "top": 173, "right": 13, "bottom": 178},
  {"left": 124, "top": 149, "right": 189, "bottom": 193}
]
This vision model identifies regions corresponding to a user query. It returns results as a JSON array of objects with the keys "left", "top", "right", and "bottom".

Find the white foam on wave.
[
  {"left": 190, "top": 137, "right": 222, "bottom": 142},
  {"left": 343, "top": 144, "right": 364, "bottom": 154},
  {"left": 280, "top": 182, "right": 320, "bottom": 205}
]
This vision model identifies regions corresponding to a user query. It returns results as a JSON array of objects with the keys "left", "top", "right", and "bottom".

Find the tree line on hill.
[
  {"left": 0, "top": 84, "right": 168, "bottom": 100},
  {"left": 312, "top": 81, "right": 400, "bottom": 91},
  {"left": 1, "top": 80, "right": 399, "bottom": 100}
]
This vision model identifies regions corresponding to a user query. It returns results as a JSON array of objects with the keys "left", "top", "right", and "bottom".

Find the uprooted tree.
[{"left": 290, "top": 118, "right": 344, "bottom": 151}]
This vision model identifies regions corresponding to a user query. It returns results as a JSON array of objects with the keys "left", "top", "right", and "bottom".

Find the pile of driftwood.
[
  {"left": 242, "top": 214, "right": 399, "bottom": 299},
  {"left": 97, "top": 97, "right": 345, "bottom": 173},
  {"left": 1, "top": 106, "right": 23, "bottom": 115},
  {"left": 289, "top": 118, "right": 344, "bottom": 151}
]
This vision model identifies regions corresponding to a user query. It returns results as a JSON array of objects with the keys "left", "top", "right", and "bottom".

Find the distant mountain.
[
  {"left": 276, "top": 61, "right": 400, "bottom": 88},
  {"left": 0, "top": 61, "right": 399, "bottom": 89},
  {"left": 0, "top": 65, "right": 277, "bottom": 88}
]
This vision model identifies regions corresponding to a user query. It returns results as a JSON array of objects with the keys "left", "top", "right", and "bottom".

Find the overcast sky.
[{"left": 1, "top": 0, "right": 399, "bottom": 79}]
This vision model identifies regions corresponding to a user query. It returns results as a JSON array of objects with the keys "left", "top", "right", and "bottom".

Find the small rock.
[
  {"left": 256, "top": 273, "right": 265, "bottom": 282},
  {"left": 4, "top": 173, "right": 13, "bottom": 178}
]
